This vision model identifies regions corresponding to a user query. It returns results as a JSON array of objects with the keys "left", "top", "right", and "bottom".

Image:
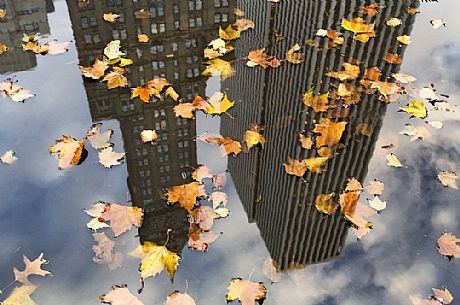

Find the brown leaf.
[
  {"left": 326, "top": 63, "right": 360, "bottom": 81},
  {"left": 48, "top": 135, "right": 86, "bottom": 170},
  {"left": 313, "top": 118, "right": 347, "bottom": 147},
  {"left": 299, "top": 134, "right": 312, "bottom": 149},
  {"left": 384, "top": 52, "right": 402, "bottom": 64},
  {"left": 284, "top": 157, "right": 307, "bottom": 176},
  {"left": 247, "top": 49, "right": 281, "bottom": 69},
  {"left": 80, "top": 58, "right": 109, "bottom": 80},
  {"left": 13, "top": 253, "right": 51, "bottom": 285},
  {"left": 234, "top": 19, "right": 255, "bottom": 32},
  {"left": 437, "top": 233, "right": 460, "bottom": 259},
  {"left": 167, "top": 182, "right": 206, "bottom": 211},
  {"left": 315, "top": 193, "right": 338, "bottom": 214}
]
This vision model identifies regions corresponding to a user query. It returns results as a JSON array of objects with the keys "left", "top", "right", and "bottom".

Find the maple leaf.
[
  {"left": 137, "top": 34, "right": 149, "bottom": 43},
  {"left": 85, "top": 202, "right": 110, "bottom": 231},
  {"left": 302, "top": 89, "right": 329, "bottom": 112},
  {"left": 188, "top": 229, "right": 219, "bottom": 252},
  {"left": 48, "top": 135, "right": 86, "bottom": 170},
  {"left": 365, "top": 180, "right": 384, "bottom": 195},
  {"left": 131, "top": 86, "right": 155, "bottom": 103},
  {"left": 202, "top": 58, "right": 235, "bottom": 80},
  {"left": 13, "top": 253, "right": 51, "bottom": 285},
  {"left": 103, "top": 13, "right": 120, "bottom": 22},
  {"left": 104, "top": 40, "right": 125, "bottom": 60},
  {"left": 341, "top": 17, "right": 375, "bottom": 33},
  {"left": 0, "top": 81, "right": 35, "bottom": 102},
  {"left": 326, "top": 63, "right": 360, "bottom": 81},
  {"left": 1, "top": 150, "right": 18, "bottom": 164},
  {"left": 98, "top": 147, "right": 125, "bottom": 168},
  {"left": 244, "top": 130, "right": 265, "bottom": 150},
  {"left": 315, "top": 193, "right": 338, "bottom": 214},
  {"left": 103, "top": 70, "right": 128, "bottom": 89},
  {"left": 304, "top": 157, "right": 328, "bottom": 173},
  {"left": 354, "top": 32, "right": 376, "bottom": 43},
  {"left": 226, "top": 278, "right": 267, "bottom": 305},
  {"left": 384, "top": 52, "right": 402, "bottom": 64},
  {"left": 437, "top": 232, "right": 460, "bottom": 259},
  {"left": 100, "top": 286, "right": 144, "bottom": 305},
  {"left": 2, "top": 285, "right": 37, "bottom": 305},
  {"left": 262, "top": 257, "right": 281, "bottom": 283},
  {"left": 432, "top": 287, "right": 454, "bottom": 304},
  {"left": 205, "top": 92, "right": 235, "bottom": 115},
  {"left": 165, "top": 87, "right": 179, "bottom": 101},
  {"left": 129, "top": 241, "right": 180, "bottom": 281},
  {"left": 299, "top": 134, "right": 312, "bottom": 149},
  {"left": 165, "top": 291, "right": 196, "bottom": 305},
  {"left": 86, "top": 123, "right": 113, "bottom": 149},
  {"left": 437, "top": 170, "right": 458, "bottom": 190},
  {"left": 400, "top": 100, "right": 427, "bottom": 118},
  {"left": 45, "top": 41, "right": 69, "bottom": 55},
  {"left": 167, "top": 182, "right": 206, "bottom": 211},
  {"left": 247, "top": 49, "right": 281, "bottom": 69},
  {"left": 286, "top": 43, "right": 304, "bottom": 64},
  {"left": 360, "top": 4, "right": 383, "bottom": 16},
  {"left": 192, "top": 165, "right": 213, "bottom": 182},
  {"left": 92, "top": 232, "right": 123, "bottom": 270},
  {"left": 370, "top": 81, "right": 401, "bottom": 97},
  {"left": 174, "top": 103, "right": 196, "bottom": 119},
  {"left": 392, "top": 73, "right": 416, "bottom": 84},
  {"left": 140, "top": 130, "right": 158, "bottom": 143},
  {"left": 386, "top": 153, "right": 404, "bottom": 167},
  {"left": 284, "top": 157, "right": 307, "bottom": 176},
  {"left": 313, "top": 118, "right": 347, "bottom": 147},
  {"left": 100, "top": 203, "right": 144, "bottom": 237},
  {"left": 218, "top": 137, "right": 242, "bottom": 156},
  {"left": 219, "top": 25, "right": 241, "bottom": 40},
  {"left": 386, "top": 18, "right": 402, "bottom": 27},
  {"left": 80, "top": 58, "right": 108, "bottom": 80},
  {"left": 234, "top": 18, "right": 255, "bottom": 32}
]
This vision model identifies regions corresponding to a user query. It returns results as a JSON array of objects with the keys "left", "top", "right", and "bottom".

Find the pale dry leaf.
[
  {"left": 262, "top": 257, "right": 281, "bottom": 283},
  {"left": 1, "top": 150, "right": 18, "bottom": 164},
  {"left": 98, "top": 147, "right": 125, "bottom": 168},
  {"left": 386, "top": 153, "right": 404, "bottom": 168},
  {"left": 368, "top": 197, "right": 387, "bottom": 211},
  {"left": 437, "top": 171, "right": 458, "bottom": 190},
  {"left": 13, "top": 253, "right": 51, "bottom": 285},
  {"left": 366, "top": 180, "right": 384, "bottom": 195},
  {"left": 165, "top": 291, "right": 196, "bottom": 305},
  {"left": 140, "top": 130, "right": 158, "bottom": 143},
  {"left": 100, "top": 286, "right": 144, "bottom": 305},
  {"left": 87, "top": 123, "right": 113, "bottom": 149}
]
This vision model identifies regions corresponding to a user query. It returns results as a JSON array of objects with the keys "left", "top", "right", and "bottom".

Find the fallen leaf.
[
  {"left": 100, "top": 286, "right": 144, "bottom": 305},
  {"left": 140, "top": 130, "right": 158, "bottom": 143},
  {"left": 87, "top": 123, "right": 113, "bottom": 149},
  {"left": 13, "top": 253, "right": 51, "bottom": 285},
  {"left": 407, "top": 7, "right": 420, "bottom": 15},
  {"left": 192, "top": 165, "right": 213, "bottom": 182},
  {"left": 400, "top": 100, "right": 427, "bottom": 118},
  {"left": 430, "top": 19, "right": 446, "bottom": 29},
  {"left": 315, "top": 193, "right": 338, "bottom": 214},
  {"left": 410, "top": 296, "right": 441, "bottom": 305},
  {"left": 0, "top": 9, "right": 5, "bottom": 19},
  {"left": 247, "top": 49, "right": 281, "bottom": 69},
  {"left": 188, "top": 229, "right": 219, "bottom": 252},
  {"left": 244, "top": 130, "right": 265, "bottom": 150},
  {"left": 262, "top": 257, "right": 281, "bottom": 283},
  {"left": 399, "top": 123, "right": 426, "bottom": 142},
  {"left": 103, "top": 13, "right": 120, "bottom": 23},
  {"left": 137, "top": 34, "right": 149, "bottom": 43},
  {"left": 210, "top": 191, "right": 227, "bottom": 209},
  {"left": 191, "top": 206, "right": 219, "bottom": 231},
  {"left": 205, "top": 92, "right": 235, "bottom": 115},
  {"left": 100, "top": 203, "right": 143, "bottom": 237},
  {"left": 1, "top": 150, "right": 18, "bottom": 164},
  {"left": 437, "top": 171, "right": 458, "bottom": 190},
  {"left": 302, "top": 89, "right": 329, "bottom": 112},
  {"left": 234, "top": 18, "right": 255, "bottom": 32},
  {"left": 286, "top": 43, "right": 304, "bottom": 64},
  {"left": 219, "top": 25, "right": 240, "bottom": 41},
  {"left": 0, "top": 43, "right": 9, "bottom": 54},
  {"left": 387, "top": 18, "right": 402, "bottom": 27},
  {"left": 341, "top": 17, "right": 375, "bottom": 33},
  {"left": 165, "top": 87, "right": 179, "bottom": 101},
  {"left": 92, "top": 232, "right": 123, "bottom": 270},
  {"left": 98, "top": 147, "right": 125, "bottom": 168},
  {"left": 304, "top": 157, "right": 328, "bottom": 173},
  {"left": 103, "top": 69, "right": 128, "bottom": 89},
  {"left": 212, "top": 172, "right": 227, "bottom": 189},
  {"left": 167, "top": 182, "right": 206, "bottom": 211},
  {"left": 397, "top": 35, "right": 412, "bottom": 44},
  {"left": 326, "top": 63, "right": 360, "bottom": 81},
  {"left": 360, "top": 4, "right": 383, "bottom": 17},
  {"left": 0, "top": 81, "right": 35, "bottom": 102},
  {"left": 129, "top": 241, "right": 180, "bottom": 281},
  {"left": 218, "top": 137, "right": 242, "bottom": 156},
  {"left": 131, "top": 86, "right": 155, "bottom": 103},
  {"left": 48, "top": 135, "right": 86, "bottom": 170},
  {"left": 284, "top": 157, "right": 307, "bottom": 176},
  {"left": 384, "top": 53, "right": 402, "bottom": 64},
  {"left": 173, "top": 103, "right": 196, "bottom": 118},
  {"left": 366, "top": 180, "right": 384, "bottom": 195},
  {"left": 202, "top": 58, "right": 235, "bottom": 80},
  {"left": 420, "top": 87, "right": 439, "bottom": 101},
  {"left": 368, "top": 197, "right": 387, "bottom": 211},
  {"left": 437, "top": 233, "right": 460, "bottom": 259},
  {"left": 135, "top": 9, "right": 151, "bottom": 19},
  {"left": 226, "top": 278, "right": 267, "bottom": 305},
  {"left": 80, "top": 58, "right": 109, "bottom": 80},
  {"left": 427, "top": 121, "right": 443, "bottom": 129},
  {"left": 386, "top": 153, "right": 404, "bottom": 168},
  {"left": 432, "top": 287, "right": 453, "bottom": 304},
  {"left": 313, "top": 118, "right": 347, "bottom": 147},
  {"left": 370, "top": 81, "right": 401, "bottom": 97},
  {"left": 392, "top": 73, "right": 416, "bottom": 84},
  {"left": 104, "top": 40, "right": 125, "bottom": 60},
  {"left": 165, "top": 291, "right": 196, "bottom": 305},
  {"left": 299, "top": 134, "right": 312, "bottom": 149},
  {"left": 2, "top": 285, "right": 37, "bottom": 305},
  {"left": 356, "top": 123, "right": 372, "bottom": 136}
]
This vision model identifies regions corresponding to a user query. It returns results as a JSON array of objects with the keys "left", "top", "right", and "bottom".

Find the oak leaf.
[
  {"left": 129, "top": 241, "right": 180, "bottom": 281},
  {"left": 13, "top": 253, "right": 51, "bottom": 285},
  {"left": 227, "top": 278, "right": 267, "bottom": 305},
  {"left": 80, "top": 58, "right": 108, "bottom": 80},
  {"left": 100, "top": 286, "right": 144, "bottom": 305},
  {"left": 48, "top": 135, "right": 86, "bottom": 170},
  {"left": 98, "top": 147, "right": 125, "bottom": 168}
]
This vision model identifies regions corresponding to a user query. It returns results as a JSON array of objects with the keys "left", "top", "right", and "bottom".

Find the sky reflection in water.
[{"left": 0, "top": 0, "right": 459, "bottom": 304}]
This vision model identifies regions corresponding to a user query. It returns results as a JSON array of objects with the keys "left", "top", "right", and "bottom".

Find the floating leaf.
[
  {"left": 234, "top": 18, "right": 255, "bottom": 32},
  {"left": 315, "top": 193, "right": 338, "bottom": 214},
  {"left": 13, "top": 253, "right": 51, "bottom": 285},
  {"left": 140, "top": 130, "right": 158, "bottom": 143},
  {"left": 1, "top": 150, "right": 18, "bottom": 164},
  {"left": 387, "top": 18, "right": 401, "bottom": 27},
  {"left": 397, "top": 35, "right": 412, "bottom": 45},
  {"left": 131, "top": 86, "right": 155, "bottom": 103},
  {"left": 87, "top": 123, "right": 113, "bottom": 150},
  {"left": 103, "top": 69, "right": 128, "bottom": 89},
  {"left": 165, "top": 291, "right": 196, "bottom": 305},
  {"left": 48, "top": 135, "right": 86, "bottom": 170},
  {"left": 137, "top": 34, "right": 149, "bottom": 43},
  {"left": 366, "top": 180, "right": 384, "bottom": 195},
  {"left": 326, "top": 63, "right": 360, "bottom": 81},
  {"left": 188, "top": 229, "right": 219, "bottom": 252},
  {"left": 80, "top": 58, "right": 109, "bottom": 80},
  {"left": 432, "top": 287, "right": 454, "bottom": 304},
  {"left": 386, "top": 153, "right": 403, "bottom": 168},
  {"left": 368, "top": 197, "right": 387, "bottom": 211},
  {"left": 392, "top": 73, "right": 416, "bottom": 84},
  {"left": 400, "top": 100, "right": 427, "bottom": 118},
  {"left": 226, "top": 278, "right": 267, "bottom": 305},
  {"left": 103, "top": 13, "right": 120, "bottom": 23},
  {"left": 384, "top": 53, "right": 401, "bottom": 64},
  {"left": 104, "top": 40, "right": 125, "bottom": 60},
  {"left": 92, "top": 233, "right": 123, "bottom": 270},
  {"left": 430, "top": 19, "right": 446, "bottom": 29},
  {"left": 167, "top": 182, "right": 206, "bottom": 211},
  {"left": 304, "top": 157, "right": 328, "bottom": 173},
  {"left": 205, "top": 92, "right": 235, "bottom": 115},
  {"left": 341, "top": 17, "right": 375, "bottom": 33},
  {"left": 244, "top": 130, "right": 265, "bottom": 150},
  {"left": 262, "top": 257, "right": 281, "bottom": 283},
  {"left": 299, "top": 134, "right": 312, "bottom": 149},
  {"left": 2, "top": 285, "right": 37, "bottom": 305},
  {"left": 100, "top": 286, "right": 144, "bottom": 305},
  {"left": 313, "top": 118, "right": 347, "bottom": 147},
  {"left": 202, "top": 58, "right": 235, "bottom": 80},
  {"left": 284, "top": 157, "right": 307, "bottom": 177},
  {"left": 302, "top": 89, "right": 329, "bottom": 112},
  {"left": 0, "top": 81, "right": 35, "bottom": 102},
  {"left": 98, "top": 147, "right": 125, "bottom": 168},
  {"left": 219, "top": 25, "right": 240, "bottom": 40},
  {"left": 286, "top": 43, "right": 304, "bottom": 64},
  {"left": 437, "top": 233, "right": 460, "bottom": 259},
  {"left": 247, "top": 49, "right": 281, "bottom": 69},
  {"left": 437, "top": 171, "right": 458, "bottom": 190}
]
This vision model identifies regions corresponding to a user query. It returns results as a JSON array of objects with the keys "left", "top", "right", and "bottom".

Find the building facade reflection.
[
  {"left": 221, "top": 0, "right": 418, "bottom": 269},
  {"left": 0, "top": 0, "right": 54, "bottom": 74},
  {"left": 66, "top": 0, "right": 235, "bottom": 252}
]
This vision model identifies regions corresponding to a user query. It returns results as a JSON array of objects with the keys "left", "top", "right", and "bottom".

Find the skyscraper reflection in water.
[
  {"left": 66, "top": 0, "right": 235, "bottom": 253},
  {"left": 221, "top": 0, "right": 418, "bottom": 270}
]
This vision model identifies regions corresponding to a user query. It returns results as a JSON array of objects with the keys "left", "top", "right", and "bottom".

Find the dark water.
[{"left": 0, "top": 0, "right": 459, "bottom": 304}]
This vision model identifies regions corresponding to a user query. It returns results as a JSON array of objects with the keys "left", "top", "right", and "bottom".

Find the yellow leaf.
[
  {"left": 302, "top": 88, "right": 329, "bottom": 112},
  {"left": 103, "top": 13, "right": 120, "bottom": 22},
  {"left": 219, "top": 25, "right": 240, "bottom": 40},
  {"left": 326, "top": 63, "right": 360, "bottom": 81},
  {"left": 304, "top": 157, "right": 328, "bottom": 173},
  {"left": 2, "top": 285, "right": 37, "bottom": 305},
  {"left": 0, "top": 9, "right": 6, "bottom": 19},
  {"left": 103, "top": 70, "right": 128, "bottom": 89},
  {"left": 104, "top": 40, "right": 125, "bottom": 60},
  {"left": 165, "top": 86, "right": 179, "bottom": 101},
  {"left": 202, "top": 58, "right": 235, "bottom": 80},
  {"left": 341, "top": 17, "right": 375, "bottom": 33},
  {"left": 386, "top": 18, "right": 401, "bottom": 27},
  {"left": 386, "top": 153, "right": 404, "bottom": 168},
  {"left": 400, "top": 99, "right": 427, "bottom": 118},
  {"left": 354, "top": 32, "right": 376, "bottom": 43},
  {"left": 284, "top": 157, "right": 307, "bottom": 176},
  {"left": 131, "top": 86, "right": 155, "bottom": 103},
  {"left": 80, "top": 58, "right": 108, "bottom": 80},
  {"left": 313, "top": 118, "right": 347, "bottom": 147},
  {"left": 138, "top": 34, "right": 149, "bottom": 43},
  {"left": 48, "top": 135, "right": 86, "bottom": 170},
  {"left": 244, "top": 130, "right": 265, "bottom": 150},
  {"left": 129, "top": 242, "right": 180, "bottom": 281},
  {"left": 140, "top": 130, "right": 158, "bottom": 143},
  {"left": 397, "top": 35, "right": 411, "bottom": 44},
  {"left": 0, "top": 43, "right": 9, "bottom": 54},
  {"left": 407, "top": 7, "right": 420, "bottom": 15},
  {"left": 205, "top": 92, "right": 235, "bottom": 115},
  {"left": 315, "top": 193, "right": 337, "bottom": 214},
  {"left": 118, "top": 58, "right": 134, "bottom": 67},
  {"left": 174, "top": 103, "right": 196, "bottom": 119},
  {"left": 286, "top": 43, "right": 304, "bottom": 64},
  {"left": 299, "top": 134, "right": 312, "bottom": 149}
]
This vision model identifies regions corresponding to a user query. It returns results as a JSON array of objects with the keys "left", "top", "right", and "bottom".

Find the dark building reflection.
[
  {"left": 0, "top": 0, "right": 55, "bottom": 74},
  {"left": 66, "top": 0, "right": 235, "bottom": 252},
  {"left": 221, "top": 0, "right": 418, "bottom": 269}
]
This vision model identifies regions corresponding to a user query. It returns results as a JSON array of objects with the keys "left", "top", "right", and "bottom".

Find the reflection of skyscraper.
[
  {"left": 0, "top": 0, "right": 54, "bottom": 73},
  {"left": 66, "top": 0, "right": 235, "bottom": 252},
  {"left": 222, "top": 0, "right": 417, "bottom": 269}
]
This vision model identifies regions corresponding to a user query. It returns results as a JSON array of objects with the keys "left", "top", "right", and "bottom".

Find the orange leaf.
[{"left": 313, "top": 118, "right": 347, "bottom": 147}]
